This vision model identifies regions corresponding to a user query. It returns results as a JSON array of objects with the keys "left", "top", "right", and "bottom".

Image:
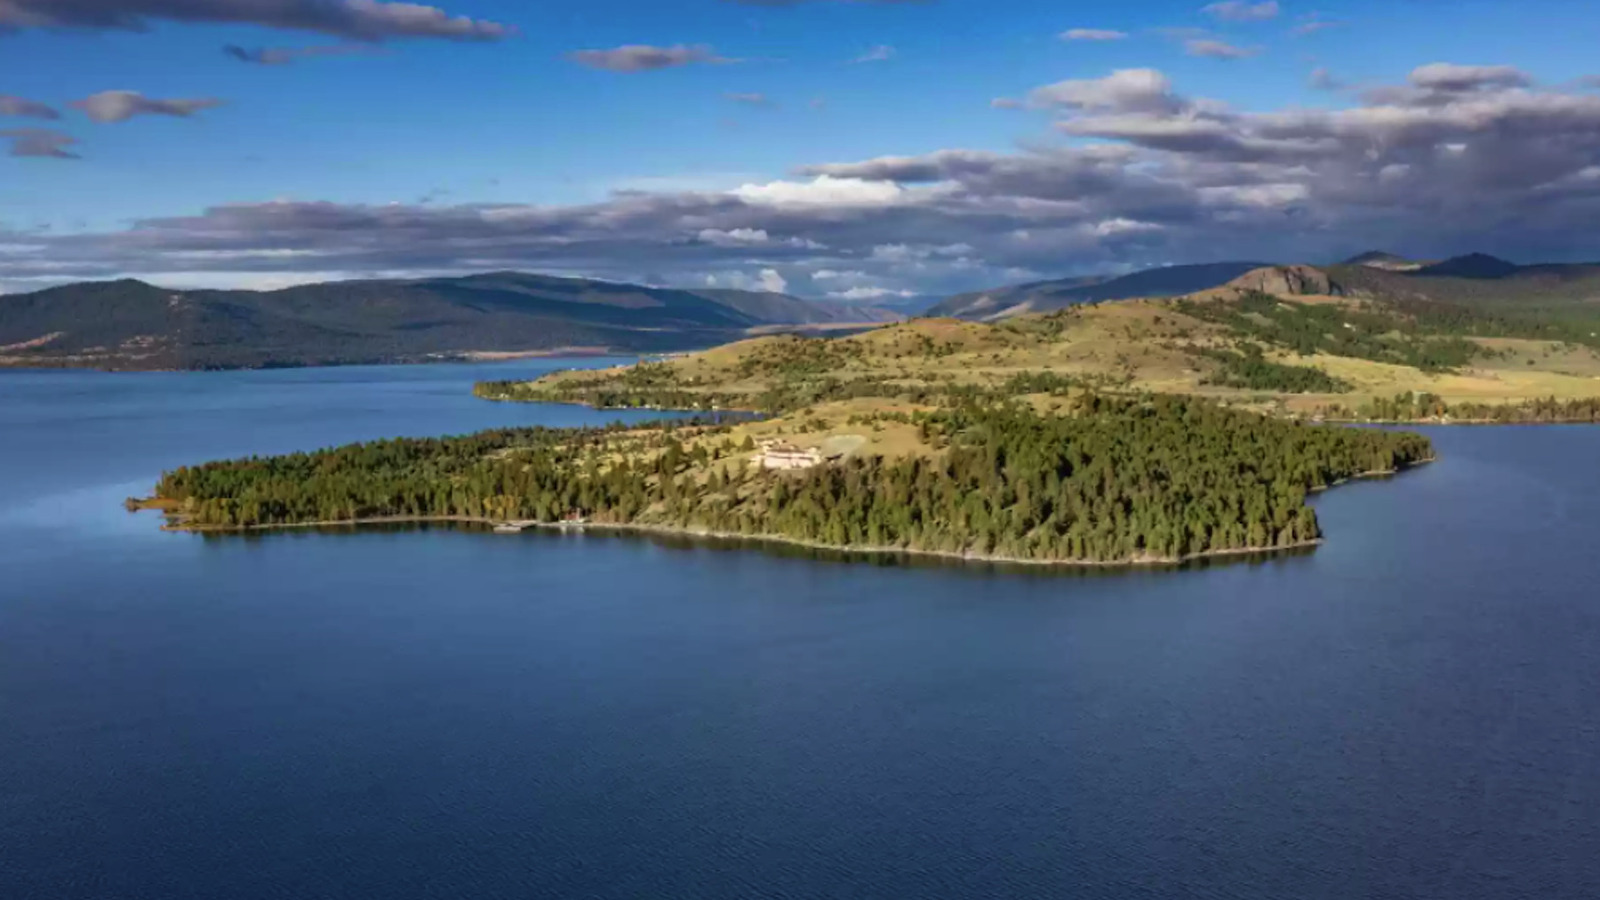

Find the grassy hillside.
[
  {"left": 0, "top": 272, "right": 897, "bottom": 370},
  {"left": 927, "top": 262, "right": 1270, "bottom": 320},
  {"left": 486, "top": 278, "right": 1600, "bottom": 430}
]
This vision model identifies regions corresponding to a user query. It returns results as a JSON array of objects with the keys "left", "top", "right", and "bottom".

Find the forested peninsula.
[{"left": 139, "top": 388, "right": 1431, "bottom": 566}]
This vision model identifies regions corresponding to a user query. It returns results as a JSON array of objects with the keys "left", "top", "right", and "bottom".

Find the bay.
[{"left": 2, "top": 361, "right": 1598, "bottom": 899}]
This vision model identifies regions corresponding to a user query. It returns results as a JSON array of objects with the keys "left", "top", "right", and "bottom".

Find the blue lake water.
[{"left": 3, "top": 361, "right": 1599, "bottom": 899}]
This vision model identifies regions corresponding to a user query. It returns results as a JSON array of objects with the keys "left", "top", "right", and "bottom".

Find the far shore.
[{"left": 452, "top": 346, "right": 616, "bottom": 361}]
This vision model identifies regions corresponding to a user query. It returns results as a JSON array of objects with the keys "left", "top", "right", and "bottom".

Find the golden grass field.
[{"left": 525, "top": 288, "right": 1600, "bottom": 459}]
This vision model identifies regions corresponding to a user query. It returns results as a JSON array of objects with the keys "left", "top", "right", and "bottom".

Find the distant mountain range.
[
  {"left": 0, "top": 272, "right": 900, "bottom": 370},
  {"left": 10, "top": 253, "right": 1600, "bottom": 370},
  {"left": 1328, "top": 253, "right": 1600, "bottom": 312},
  {"left": 931, "top": 252, "right": 1600, "bottom": 321}
]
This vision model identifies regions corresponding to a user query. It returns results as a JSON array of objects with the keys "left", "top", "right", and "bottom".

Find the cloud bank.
[
  {"left": 8, "top": 63, "right": 1600, "bottom": 296},
  {"left": 0, "top": 0, "right": 510, "bottom": 41}
]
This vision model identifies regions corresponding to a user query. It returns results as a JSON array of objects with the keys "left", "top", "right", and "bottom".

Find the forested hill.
[{"left": 0, "top": 272, "right": 899, "bottom": 370}]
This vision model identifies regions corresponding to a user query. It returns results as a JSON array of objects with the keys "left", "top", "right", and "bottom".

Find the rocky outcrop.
[{"left": 1225, "top": 265, "right": 1344, "bottom": 297}]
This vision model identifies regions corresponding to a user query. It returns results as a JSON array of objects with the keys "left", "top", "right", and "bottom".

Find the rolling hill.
[
  {"left": 0, "top": 272, "right": 899, "bottom": 370},
  {"left": 926, "top": 262, "right": 1270, "bottom": 320},
  {"left": 1325, "top": 254, "right": 1600, "bottom": 313},
  {"left": 932, "top": 253, "right": 1600, "bottom": 325}
]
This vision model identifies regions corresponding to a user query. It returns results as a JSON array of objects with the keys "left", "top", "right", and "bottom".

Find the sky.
[{"left": 4, "top": 0, "right": 1600, "bottom": 299}]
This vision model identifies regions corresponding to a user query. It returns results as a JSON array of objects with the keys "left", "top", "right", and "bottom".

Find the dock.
[{"left": 492, "top": 516, "right": 588, "bottom": 534}]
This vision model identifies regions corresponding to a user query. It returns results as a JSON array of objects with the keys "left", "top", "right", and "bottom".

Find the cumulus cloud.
[
  {"left": 1360, "top": 63, "right": 1536, "bottom": 106},
  {"left": 853, "top": 44, "right": 895, "bottom": 62},
  {"left": 828, "top": 286, "right": 914, "bottom": 300},
  {"left": 1, "top": 128, "right": 79, "bottom": 158},
  {"left": 1185, "top": 38, "right": 1257, "bottom": 59},
  {"left": 732, "top": 174, "right": 906, "bottom": 206},
  {"left": 699, "top": 227, "right": 772, "bottom": 246},
  {"left": 696, "top": 227, "right": 821, "bottom": 248},
  {"left": 756, "top": 268, "right": 788, "bottom": 293},
  {"left": 223, "top": 43, "right": 377, "bottom": 64},
  {"left": 71, "top": 90, "right": 223, "bottom": 123},
  {"left": 12, "top": 62, "right": 1600, "bottom": 295},
  {"left": 1308, "top": 67, "right": 1344, "bottom": 91},
  {"left": 0, "top": 94, "right": 60, "bottom": 119},
  {"left": 0, "top": 0, "right": 510, "bottom": 41},
  {"left": 1201, "top": 1, "right": 1279, "bottom": 22},
  {"left": 1408, "top": 62, "right": 1532, "bottom": 93},
  {"left": 1061, "top": 29, "right": 1128, "bottom": 41},
  {"left": 1026, "top": 68, "right": 1185, "bottom": 114},
  {"left": 568, "top": 44, "right": 730, "bottom": 72}
]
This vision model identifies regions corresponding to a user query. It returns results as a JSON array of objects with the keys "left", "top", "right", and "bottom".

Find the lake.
[{"left": 3, "top": 362, "right": 1598, "bottom": 900}]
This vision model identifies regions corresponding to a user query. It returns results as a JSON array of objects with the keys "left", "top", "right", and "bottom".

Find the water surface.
[{"left": 2, "top": 363, "right": 1598, "bottom": 899}]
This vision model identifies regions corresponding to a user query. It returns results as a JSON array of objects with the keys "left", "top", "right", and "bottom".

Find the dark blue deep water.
[{"left": 3, "top": 362, "right": 1599, "bottom": 900}]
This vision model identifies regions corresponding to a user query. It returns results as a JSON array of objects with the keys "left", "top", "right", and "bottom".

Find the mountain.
[
  {"left": 1412, "top": 253, "right": 1522, "bottom": 280},
  {"left": 1223, "top": 265, "right": 1344, "bottom": 297},
  {"left": 927, "top": 262, "right": 1270, "bottom": 320},
  {"left": 1343, "top": 250, "right": 1426, "bottom": 271},
  {"left": 1326, "top": 256, "right": 1600, "bottom": 311},
  {"left": 0, "top": 272, "right": 899, "bottom": 370}
]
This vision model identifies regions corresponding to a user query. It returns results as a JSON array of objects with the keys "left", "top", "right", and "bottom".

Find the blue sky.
[{"left": 4, "top": 0, "right": 1600, "bottom": 296}]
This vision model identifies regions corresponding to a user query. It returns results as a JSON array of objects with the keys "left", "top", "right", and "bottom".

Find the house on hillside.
[{"left": 754, "top": 440, "right": 823, "bottom": 470}]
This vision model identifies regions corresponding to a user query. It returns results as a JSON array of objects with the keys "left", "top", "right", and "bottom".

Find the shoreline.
[
  {"left": 147, "top": 512, "right": 1326, "bottom": 569},
  {"left": 479, "top": 393, "right": 1600, "bottom": 427},
  {"left": 132, "top": 461, "right": 1430, "bottom": 569},
  {"left": 1320, "top": 417, "right": 1600, "bottom": 426}
]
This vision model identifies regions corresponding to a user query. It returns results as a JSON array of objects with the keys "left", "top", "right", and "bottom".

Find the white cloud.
[
  {"left": 828, "top": 286, "right": 915, "bottom": 300},
  {"left": 732, "top": 175, "right": 905, "bottom": 207},
  {"left": 1198, "top": 183, "right": 1309, "bottom": 207},
  {"left": 1061, "top": 29, "right": 1128, "bottom": 41},
  {"left": 1201, "top": 1, "right": 1280, "bottom": 22},
  {"left": 1409, "top": 63, "right": 1532, "bottom": 93},
  {"left": 1092, "top": 218, "right": 1164, "bottom": 236},
  {"left": 757, "top": 268, "right": 788, "bottom": 293},
  {"left": 1028, "top": 69, "right": 1183, "bottom": 113},
  {"left": 1185, "top": 39, "right": 1258, "bottom": 60},
  {"left": 72, "top": 91, "right": 223, "bottom": 123},
  {"left": 698, "top": 227, "right": 771, "bottom": 246}
]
